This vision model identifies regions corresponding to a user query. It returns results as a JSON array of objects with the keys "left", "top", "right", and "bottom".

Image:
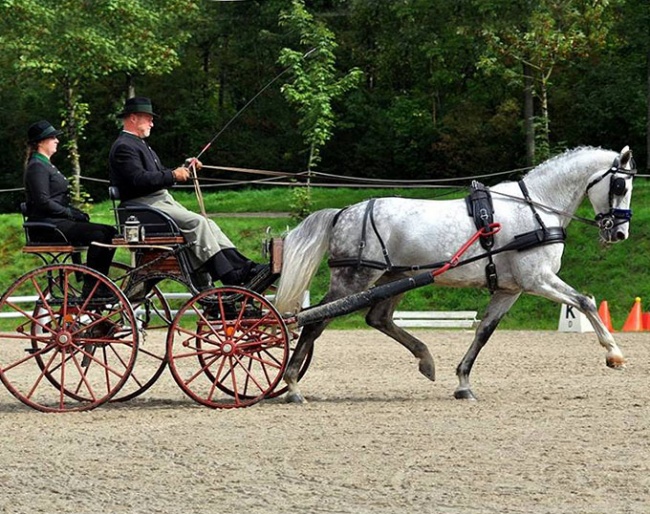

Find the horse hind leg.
[
  {"left": 284, "top": 267, "right": 382, "bottom": 404},
  {"left": 284, "top": 319, "right": 330, "bottom": 404},
  {"left": 365, "top": 294, "right": 436, "bottom": 381},
  {"left": 455, "top": 290, "right": 521, "bottom": 400}
]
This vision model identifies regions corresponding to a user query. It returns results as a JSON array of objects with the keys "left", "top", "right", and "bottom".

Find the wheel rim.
[
  {"left": 167, "top": 287, "right": 290, "bottom": 409},
  {"left": 0, "top": 264, "right": 138, "bottom": 412}
]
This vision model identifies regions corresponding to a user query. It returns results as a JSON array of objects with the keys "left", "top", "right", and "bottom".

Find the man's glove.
[{"left": 68, "top": 207, "right": 90, "bottom": 222}]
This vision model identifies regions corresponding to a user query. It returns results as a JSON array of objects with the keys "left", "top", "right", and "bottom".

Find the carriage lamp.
[{"left": 124, "top": 216, "right": 144, "bottom": 243}]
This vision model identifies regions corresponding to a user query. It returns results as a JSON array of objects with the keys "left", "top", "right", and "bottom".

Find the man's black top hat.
[{"left": 28, "top": 120, "right": 63, "bottom": 144}]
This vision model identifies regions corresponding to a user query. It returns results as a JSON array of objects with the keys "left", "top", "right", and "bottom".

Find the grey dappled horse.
[{"left": 274, "top": 146, "right": 635, "bottom": 402}]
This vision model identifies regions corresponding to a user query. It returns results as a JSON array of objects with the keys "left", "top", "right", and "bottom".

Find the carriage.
[
  {"left": 0, "top": 189, "right": 313, "bottom": 412},
  {"left": 0, "top": 146, "right": 637, "bottom": 412}
]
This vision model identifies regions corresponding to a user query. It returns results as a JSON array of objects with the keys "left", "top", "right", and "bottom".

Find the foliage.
[
  {"left": 288, "top": 185, "right": 313, "bottom": 221},
  {"left": 0, "top": 0, "right": 648, "bottom": 214},
  {"left": 278, "top": 0, "right": 362, "bottom": 171},
  {"left": 477, "top": 0, "right": 622, "bottom": 162},
  {"left": 0, "top": 0, "right": 198, "bottom": 202}
]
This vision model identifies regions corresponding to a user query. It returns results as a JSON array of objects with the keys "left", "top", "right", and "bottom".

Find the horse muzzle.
[{"left": 596, "top": 209, "right": 632, "bottom": 243}]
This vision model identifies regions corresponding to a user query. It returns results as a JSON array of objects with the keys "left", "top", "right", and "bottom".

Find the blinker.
[{"left": 611, "top": 177, "right": 627, "bottom": 196}]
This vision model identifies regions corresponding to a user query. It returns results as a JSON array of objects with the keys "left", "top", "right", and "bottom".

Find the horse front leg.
[
  {"left": 365, "top": 294, "right": 435, "bottom": 381},
  {"left": 455, "top": 290, "right": 521, "bottom": 400},
  {"left": 528, "top": 275, "right": 625, "bottom": 368}
]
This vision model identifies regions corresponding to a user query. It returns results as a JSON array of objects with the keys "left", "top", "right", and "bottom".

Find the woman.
[{"left": 23, "top": 120, "right": 116, "bottom": 297}]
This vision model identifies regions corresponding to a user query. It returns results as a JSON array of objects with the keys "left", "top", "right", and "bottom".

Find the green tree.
[
  {"left": 278, "top": 0, "right": 362, "bottom": 173},
  {"left": 477, "top": 0, "right": 621, "bottom": 163},
  {"left": 278, "top": 0, "right": 361, "bottom": 219},
  {"left": 0, "top": 0, "right": 197, "bottom": 204}
]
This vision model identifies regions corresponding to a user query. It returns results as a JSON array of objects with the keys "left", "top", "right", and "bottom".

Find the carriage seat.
[
  {"left": 109, "top": 186, "right": 185, "bottom": 245},
  {"left": 20, "top": 202, "right": 87, "bottom": 257}
]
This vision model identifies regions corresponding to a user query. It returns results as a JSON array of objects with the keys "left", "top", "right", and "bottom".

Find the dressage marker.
[{"left": 557, "top": 303, "right": 594, "bottom": 333}]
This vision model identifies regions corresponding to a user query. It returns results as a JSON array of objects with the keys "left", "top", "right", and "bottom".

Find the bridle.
[
  {"left": 488, "top": 153, "right": 636, "bottom": 231},
  {"left": 585, "top": 156, "right": 636, "bottom": 232}
]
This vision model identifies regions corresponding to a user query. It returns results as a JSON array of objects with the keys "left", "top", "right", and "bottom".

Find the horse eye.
[{"left": 612, "top": 177, "right": 627, "bottom": 196}]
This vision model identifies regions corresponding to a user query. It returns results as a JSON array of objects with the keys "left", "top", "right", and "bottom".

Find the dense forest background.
[{"left": 0, "top": 0, "right": 648, "bottom": 212}]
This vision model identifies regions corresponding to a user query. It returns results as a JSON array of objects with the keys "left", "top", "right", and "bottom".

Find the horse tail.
[{"left": 274, "top": 208, "right": 340, "bottom": 314}]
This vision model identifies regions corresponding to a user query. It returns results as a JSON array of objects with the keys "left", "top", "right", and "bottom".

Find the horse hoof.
[
  {"left": 606, "top": 356, "right": 626, "bottom": 369},
  {"left": 285, "top": 392, "right": 307, "bottom": 404},
  {"left": 418, "top": 360, "right": 436, "bottom": 381},
  {"left": 453, "top": 389, "right": 477, "bottom": 401}
]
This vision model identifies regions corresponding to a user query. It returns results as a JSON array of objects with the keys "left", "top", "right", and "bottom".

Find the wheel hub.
[
  {"left": 56, "top": 330, "right": 73, "bottom": 348},
  {"left": 221, "top": 341, "right": 237, "bottom": 355}
]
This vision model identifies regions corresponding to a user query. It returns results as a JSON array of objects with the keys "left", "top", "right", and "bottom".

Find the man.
[{"left": 109, "top": 97, "right": 262, "bottom": 286}]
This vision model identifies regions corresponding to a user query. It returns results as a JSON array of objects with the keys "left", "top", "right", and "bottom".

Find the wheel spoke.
[
  {"left": 0, "top": 264, "right": 138, "bottom": 412},
  {"left": 167, "top": 286, "right": 290, "bottom": 408}
]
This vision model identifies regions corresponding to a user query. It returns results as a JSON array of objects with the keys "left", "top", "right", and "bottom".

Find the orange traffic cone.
[
  {"left": 622, "top": 297, "right": 643, "bottom": 332},
  {"left": 598, "top": 300, "right": 614, "bottom": 332},
  {"left": 643, "top": 312, "right": 650, "bottom": 331}
]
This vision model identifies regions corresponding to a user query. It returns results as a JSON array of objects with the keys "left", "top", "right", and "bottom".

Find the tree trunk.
[
  {"left": 645, "top": 44, "right": 650, "bottom": 171},
  {"left": 126, "top": 74, "right": 135, "bottom": 99},
  {"left": 523, "top": 62, "right": 535, "bottom": 167},
  {"left": 64, "top": 84, "right": 82, "bottom": 203},
  {"left": 537, "top": 75, "right": 551, "bottom": 162}
]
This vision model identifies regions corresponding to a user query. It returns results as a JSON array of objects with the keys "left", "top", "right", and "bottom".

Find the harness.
[
  {"left": 585, "top": 156, "right": 636, "bottom": 231},
  {"left": 466, "top": 181, "right": 498, "bottom": 291},
  {"left": 327, "top": 153, "right": 635, "bottom": 292},
  {"left": 328, "top": 185, "right": 568, "bottom": 292},
  {"left": 329, "top": 199, "right": 393, "bottom": 271}
]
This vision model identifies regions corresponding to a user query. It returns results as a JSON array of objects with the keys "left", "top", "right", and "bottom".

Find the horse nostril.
[{"left": 616, "top": 231, "right": 627, "bottom": 241}]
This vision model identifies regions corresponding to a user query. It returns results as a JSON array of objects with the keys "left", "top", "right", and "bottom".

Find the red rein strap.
[{"left": 432, "top": 223, "right": 501, "bottom": 277}]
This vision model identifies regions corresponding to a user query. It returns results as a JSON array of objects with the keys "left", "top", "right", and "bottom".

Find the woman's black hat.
[{"left": 28, "top": 120, "right": 63, "bottom": 143}]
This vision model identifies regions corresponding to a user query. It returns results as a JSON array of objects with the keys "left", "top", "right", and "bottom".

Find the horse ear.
[{"left": 619, "top": 145, "right": 632, "bottom": 168}]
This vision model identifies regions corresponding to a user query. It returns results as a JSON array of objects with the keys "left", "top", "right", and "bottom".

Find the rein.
[
  {"left": 492, "top": 159, "right": 637, "bottom": 229},
  {"left": 329, "top": 155, "right": 636, "bottom": 276},
  {"left": 488, "top": 189, "right": 599, "bottom": 227}
]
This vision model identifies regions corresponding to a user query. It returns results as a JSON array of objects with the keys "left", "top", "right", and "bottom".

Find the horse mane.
[{"left": 523, "top": 146, "right": 610, "bottom": 181}]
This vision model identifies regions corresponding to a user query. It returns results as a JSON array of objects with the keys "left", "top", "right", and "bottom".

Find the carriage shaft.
[{"left": 296, "top": 272, "right": 434, "bottom": 327}]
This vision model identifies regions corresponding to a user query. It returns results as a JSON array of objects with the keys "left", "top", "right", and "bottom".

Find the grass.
[{"left": 2, "top": 182, "right": 649, "bottom": 330}]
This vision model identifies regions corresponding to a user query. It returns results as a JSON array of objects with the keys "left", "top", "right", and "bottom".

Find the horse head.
[{"left": 586, "top": 146, "right": 635, "bottom": 243}]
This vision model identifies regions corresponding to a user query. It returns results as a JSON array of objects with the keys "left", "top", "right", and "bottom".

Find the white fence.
[{"left": 0, "top": 291, "right": 310, "bottom": 319}]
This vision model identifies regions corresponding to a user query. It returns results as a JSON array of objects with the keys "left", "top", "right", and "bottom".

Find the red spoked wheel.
[
  {"left": 107, "top": 264, "right": 172, "bottom": 402},
  {"left": 167, "top": 286, "right": 290, "bottom": 409},
  {"left": 0, "top": 264, "right": 138, "bottom": 412}
]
